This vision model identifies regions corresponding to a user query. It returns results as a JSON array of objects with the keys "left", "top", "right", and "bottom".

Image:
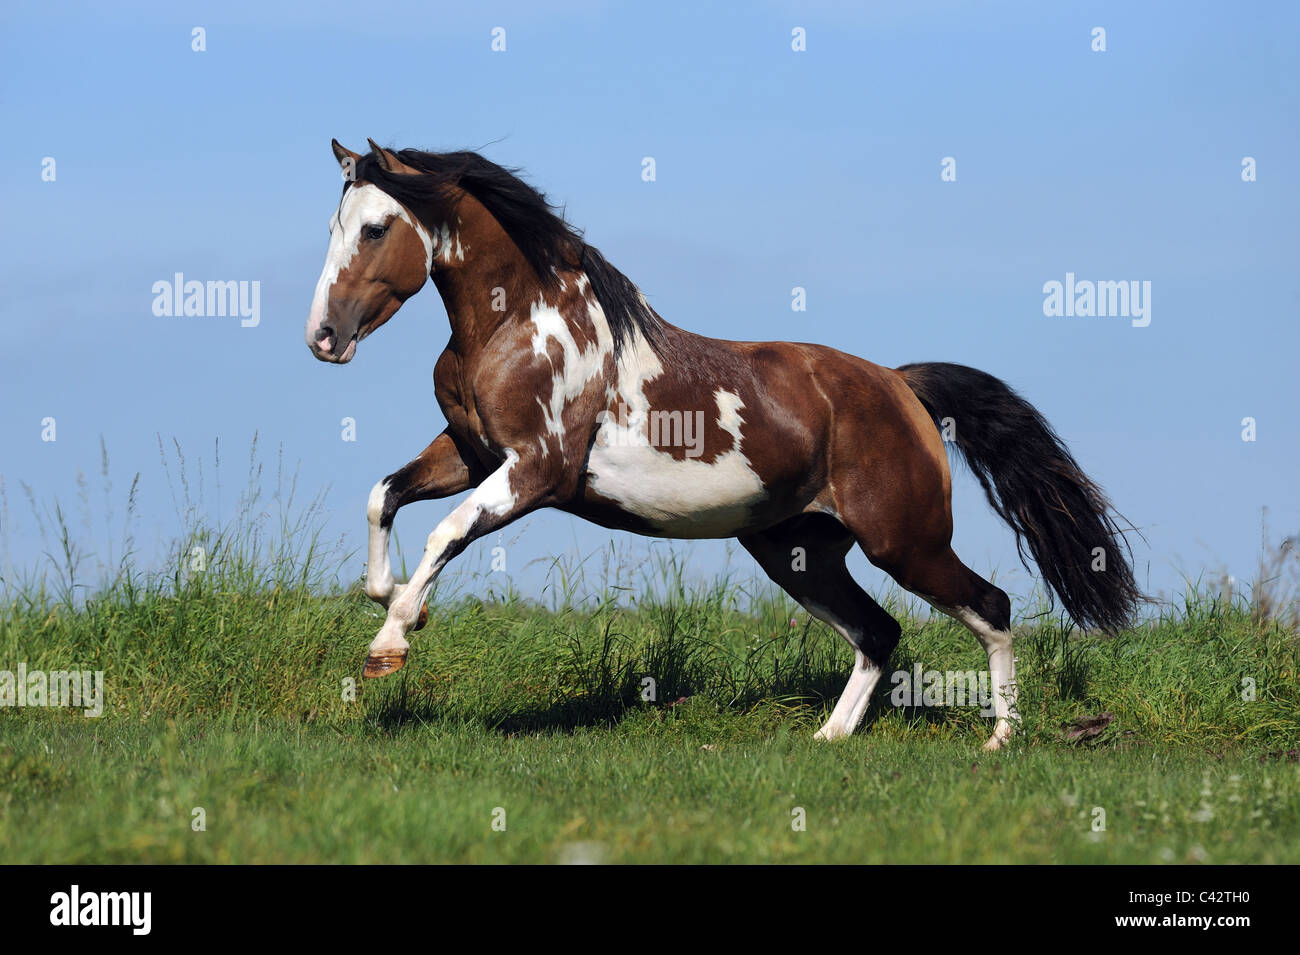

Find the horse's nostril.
[{"left": 315, "top": 326, "right": 336, "bottom": 351}]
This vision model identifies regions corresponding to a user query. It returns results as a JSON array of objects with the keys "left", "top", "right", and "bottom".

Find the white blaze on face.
[{"left": 305, "top": 183, "right": 434, "bottom": 350}]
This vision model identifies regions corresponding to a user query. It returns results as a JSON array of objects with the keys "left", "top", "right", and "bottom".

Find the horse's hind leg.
[
  {"left": 819, "top": 366, "right": 1019, "bottom": 748},
  {"left": 879, "top": 546, "right": 1018, "bottom": 751},
  {"left": 739, "top": 514, "right": 902, "bottom": 741}
]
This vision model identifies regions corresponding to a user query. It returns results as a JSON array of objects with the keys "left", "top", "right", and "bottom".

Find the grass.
[{"left": 1, "top": 443, "right": 1297, "bottom": 863}]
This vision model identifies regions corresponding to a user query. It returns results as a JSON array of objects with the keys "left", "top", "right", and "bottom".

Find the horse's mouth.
[{"left": 310, "top": 334, "right": 358, "bottom": 364}]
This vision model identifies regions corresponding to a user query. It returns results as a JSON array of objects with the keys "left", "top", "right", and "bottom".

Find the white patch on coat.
[
  {"left": 586, "top": 336, "right": 767, "bottom": 537},
  {"left": 528, "top": 289, "right": 614, "bottom": 456},
  {"left": 306, "top": 184, "right": 432, "bottom": 346},
  {"left": 427, "top": 449, "right": 520, "bottom": 555},
  {"left": 433, "top": 223, "right": 465, "bottom": 265},
  {"left": 419, "top": 450, "right": 522, "bottom": 574}
]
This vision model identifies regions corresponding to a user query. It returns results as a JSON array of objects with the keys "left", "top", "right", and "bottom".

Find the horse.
[{"left": 305, "top": 139, "right": 1140, "bottom": 750}]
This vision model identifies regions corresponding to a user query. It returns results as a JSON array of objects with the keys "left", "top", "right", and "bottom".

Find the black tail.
[{"left": 899, "top": 361, "right": 1141, "bottom": 633}]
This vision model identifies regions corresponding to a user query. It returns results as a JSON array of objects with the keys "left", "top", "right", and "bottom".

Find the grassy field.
[
  {"left": 3, "top": 547, "right": 1298, "bottom": 863},
  {"left": 2, "top": 448, "right": 1298, "bottom": 863}
]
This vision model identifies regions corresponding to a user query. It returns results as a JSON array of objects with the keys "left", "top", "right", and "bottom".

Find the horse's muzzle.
[{"left": 308, "top": 325, "right": 357, "bottom": 363}]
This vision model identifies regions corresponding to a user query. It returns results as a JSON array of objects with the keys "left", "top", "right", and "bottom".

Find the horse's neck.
[
  {"left": 422, "top": 196, "right": 548, "bottom": 355},
  {"left": 421, "top": 194, "right": 685, "bottom": 378}
]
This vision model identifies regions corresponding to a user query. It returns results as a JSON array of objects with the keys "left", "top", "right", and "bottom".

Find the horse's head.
[{"left": 306, "top": 139, "right": 434, "bottom": 363}]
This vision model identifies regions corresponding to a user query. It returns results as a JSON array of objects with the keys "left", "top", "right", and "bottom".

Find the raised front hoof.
[
  {"left": 363, "top": 648, "right": 408, "bottom": 679},
  {"left": 411, "top": 602, "right": 429, "bottom": 632},
  {"left": 981, "top": 724, "right": 1014, "bottom": 751}
]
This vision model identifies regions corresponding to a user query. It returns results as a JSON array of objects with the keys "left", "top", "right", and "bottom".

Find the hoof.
[
  {"left": 412, "top": 602, "right": 429, "bottom": 632},
  {"left": 982, "top": 723, "right": 1014, "bottom": 751},
  {"left": 363, "top": 647, "right": 408, "bottom": 679}
]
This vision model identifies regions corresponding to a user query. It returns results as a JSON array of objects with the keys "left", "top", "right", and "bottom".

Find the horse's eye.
[{"left": 364, "top": 224, "right": 388, "bottom": 241}]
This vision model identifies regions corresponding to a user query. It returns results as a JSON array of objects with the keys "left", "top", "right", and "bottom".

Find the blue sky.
[{"left": 2, "top": 1, "right": 1297, "bottom": 611}]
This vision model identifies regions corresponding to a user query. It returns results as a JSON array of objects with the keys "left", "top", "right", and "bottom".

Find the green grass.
[
  {"left": 1, "top": 445, "right": 1297, "bottom": 863},
  {"left": 2, "top": 572, "right": 1298, "bottom": 863}
]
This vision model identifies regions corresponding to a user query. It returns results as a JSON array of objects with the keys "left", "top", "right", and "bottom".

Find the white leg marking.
[
  {"left": 814, "top": 650, "right": 884, "bottom": 741},
  {"left": 364, "top": 479, "right": 396, "bottom": 605},
  {"left": 368, "top": 452, "right": 520, "bottom": 655},
  {"left": 952, "top": 606, "right": 1019, "bottom": 751},
  {"left": 802, "top": 599, "right": 885, "bottom": 741}
]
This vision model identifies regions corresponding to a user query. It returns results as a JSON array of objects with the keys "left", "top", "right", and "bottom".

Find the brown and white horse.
[{"left": 306, "top": 139, "right": 1140, "bottom": 750}]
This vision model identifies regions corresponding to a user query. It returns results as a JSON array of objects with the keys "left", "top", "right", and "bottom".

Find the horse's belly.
[{"left": 583, "top": 442, "right": 769, "bottom": 538}]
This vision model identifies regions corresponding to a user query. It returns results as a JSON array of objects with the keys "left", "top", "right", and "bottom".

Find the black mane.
[{"left": 350, "top": 148, "right": 664, "bottom": 356}]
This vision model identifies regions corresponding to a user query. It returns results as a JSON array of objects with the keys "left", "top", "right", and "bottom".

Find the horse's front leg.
[
  {"left": 363, "top": 449, "right": 550, "bottom": 677},
  {"left": 365, "top": 430, "right": 482, "bottom": 626}
]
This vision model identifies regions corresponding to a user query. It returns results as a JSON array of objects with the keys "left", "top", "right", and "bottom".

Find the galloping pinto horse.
[{"left": 306, "top": 140, "right": 1140, "bottom": 750}]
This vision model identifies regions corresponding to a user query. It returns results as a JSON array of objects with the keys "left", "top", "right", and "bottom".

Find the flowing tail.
[{"left": 898, "top": 361, "right": 1141, "bottom": 633}]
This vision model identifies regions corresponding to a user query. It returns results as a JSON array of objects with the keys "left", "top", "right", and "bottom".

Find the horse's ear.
[
  {"left": 331, "top": 139, "right": 361, "bottom": 169},
  {"left": 367, "top": 138, "right": 406, "bottom": 173}
]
